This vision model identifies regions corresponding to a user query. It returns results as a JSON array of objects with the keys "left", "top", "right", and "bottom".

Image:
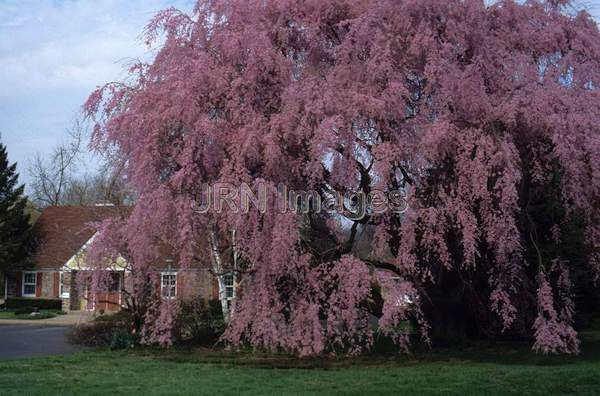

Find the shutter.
[
  {"left": 53, "top": 272, "right": 60, "bottom": 297},
  {"left": 36, "top": 272, "right": 42, "bottom": 297},
  {"left": 176, "top": 272, "right": 183, "bottom": 299},
  {"left": 15, "top": 272, "right": 22, "bottom": 297}
]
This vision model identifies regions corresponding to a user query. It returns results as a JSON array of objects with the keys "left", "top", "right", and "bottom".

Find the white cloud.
[{"left": 0, "top": 0, "right": 194, "bottom": 183}]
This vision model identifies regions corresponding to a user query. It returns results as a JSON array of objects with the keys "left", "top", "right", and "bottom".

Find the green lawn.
[
  {"left": 1, "top": 331, "right": 600, "bottom": 395},
  {"left": 0, "top": 309, "right": 64, "bottom": 320}
]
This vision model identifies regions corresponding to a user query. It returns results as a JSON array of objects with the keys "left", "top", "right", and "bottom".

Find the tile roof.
[{"left": 31, "top": 205, "right": 131, "bottom": 270}]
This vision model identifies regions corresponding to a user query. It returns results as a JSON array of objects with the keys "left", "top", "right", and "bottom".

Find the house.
[{"left": 3, "top": 205, "right": 228, "bottom": 311}]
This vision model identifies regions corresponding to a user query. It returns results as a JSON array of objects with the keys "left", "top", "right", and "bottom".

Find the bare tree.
[
  {"left": 28, "top": 118, "right": 134, "bottom": 208},
  {"left": 28, "top": 122, "right": 82, "bottom": 207},
  {"left": 62, "top": 172, "right": 134, "bottom": 206},
  {"left": 93, "top": 147, "right": 136, "bottom": 205}
]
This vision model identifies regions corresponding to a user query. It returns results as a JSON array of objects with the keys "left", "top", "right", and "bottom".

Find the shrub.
[
  {"left": 110, "top": 329, "right": 136, "bottom": 350},
  {"left": 93, "top": 310, "right": 131, "bottom": 324},
  {"left": 6, "top": 298, "right": 61, "bottom": 310},
  {"left": 174, "top": 298, "right": 225, "bottom": 345},
  {"left": 68, "top": 311, "right": 136, "bottom": 347},
  {"left": 68, "top": 322, "right": 121, "bottom": 347},
  {"left": 17, "top": 311, "right": 57, "bottom": 320},
  {"left": 14, "top": 306, "right": 35, "bottom": 315}
]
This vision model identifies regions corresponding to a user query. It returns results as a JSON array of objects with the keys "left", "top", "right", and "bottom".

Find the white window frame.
[
  {"left": 224, "top": 273, "right": 234, "bottom": 301},
  {"left": 160, "top": 272, "right": 177, "bottom": 299},
  {"left": 22, "top": 271, "right": 37, "bottom": 297},
  {"left": 59, "top": 271, "right": 70, "bottom": 298}
]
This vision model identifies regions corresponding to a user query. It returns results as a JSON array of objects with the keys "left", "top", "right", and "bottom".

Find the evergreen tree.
[{"left": 0, "top": 139, "right": 32, "bottom": 273}]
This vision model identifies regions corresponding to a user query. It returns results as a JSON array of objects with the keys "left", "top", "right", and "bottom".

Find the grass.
[
  {"left": 0, "top": 331, "right": 599, "bottom": 395},
  {"left": 0, "top": 309, "right": 65, "bottom": 320}
]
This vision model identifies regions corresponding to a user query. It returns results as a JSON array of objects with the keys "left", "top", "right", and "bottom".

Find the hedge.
[{"left": 5, "top": 297, "right": 62, "bottom": 310}]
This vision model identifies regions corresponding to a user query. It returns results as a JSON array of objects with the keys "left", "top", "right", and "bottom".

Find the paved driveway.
[{"left": 0, "top": 325, "right": 82, "bottom": 359}]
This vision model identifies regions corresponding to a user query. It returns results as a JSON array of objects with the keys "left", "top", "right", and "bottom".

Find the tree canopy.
[
  {"left": 84, "top": 0, "right": 600, "bottom": 355},
  {"left": 0, "top": 138, "right": 32, "bottom": 273}
]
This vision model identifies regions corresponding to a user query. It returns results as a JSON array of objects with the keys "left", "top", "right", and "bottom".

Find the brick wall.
[
  {"left": 61, "top": 269, "right": 218, "bottom": 312},
  {"left": 120, "top": 269, "right": 217, "bottom": 304},
  {"left": 176, "top": 269, "right": 216, "bottom": 301}
]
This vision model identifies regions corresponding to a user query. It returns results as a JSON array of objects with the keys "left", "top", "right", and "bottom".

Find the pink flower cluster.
[{"left": 83, "top": 0, "right": 600, "bottom": 354}]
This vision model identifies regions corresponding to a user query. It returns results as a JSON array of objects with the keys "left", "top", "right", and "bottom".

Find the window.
[
  {"left": 223, "top": 273, "right": 235, "bottom": 310},
  {"left": 224, "top": 273, "right": 234, "bottom": 300},
  {"left": 59, "top": 272, "right": 69, "bottom": 298},
  {"left": 161, "top": 273, "right": 177, "bottom": 298},
  {"left": 22, "top": 272, "right": 36, "bottom": 296}
]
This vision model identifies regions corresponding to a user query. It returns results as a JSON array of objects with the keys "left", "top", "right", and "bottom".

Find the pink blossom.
[{"left": 82, "top": 0, "right": 600, "bottom": 355}]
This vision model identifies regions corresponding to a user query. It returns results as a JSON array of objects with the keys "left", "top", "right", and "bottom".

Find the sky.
[
  {"left": 0, "top": 0, "right": 599, "bottom": 186},
  {"left": 0, "top": 0, "right": 194, "bottom": 183}
]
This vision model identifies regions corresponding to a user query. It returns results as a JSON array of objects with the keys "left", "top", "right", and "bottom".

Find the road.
[{"left": 0, "top": 325, "right": 81, "bottom": 359}]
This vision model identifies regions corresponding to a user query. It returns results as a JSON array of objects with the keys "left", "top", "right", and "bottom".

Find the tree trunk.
[
  {"left": 209, "top": 228, "right": 230, "bottom": 321},
  {"left": 230, "top": 229, "right": 238, "bottom": 312}
]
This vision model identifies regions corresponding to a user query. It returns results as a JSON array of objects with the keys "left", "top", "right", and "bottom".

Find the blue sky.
[
  {"left": 0, "top": 0, "right": 599, "bottom": 185},
  {"left": 0, "top": 0, "right": 194, "bottom": 182}
]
